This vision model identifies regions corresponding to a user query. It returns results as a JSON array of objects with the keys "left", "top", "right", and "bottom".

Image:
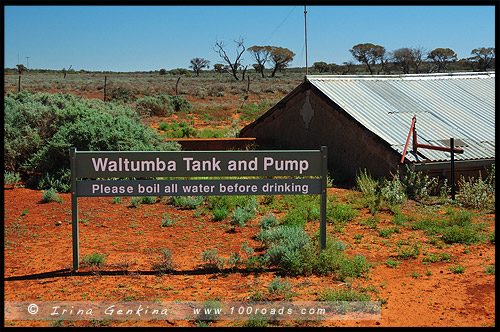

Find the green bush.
[
  {"left": 230, "top": 196, "right": 259, "bottom": 227},
  {"left": 135, "top": 95, "right": 174, "bottom": 116},
  {"left": 258, "top": 213, "right": 279, "bottom": 230},
  {"left": 280, "top": 196, "right": 320, "bottom": 227},
  {"left": 141, "top": 196, "right": 157, "bottom": 204},
  {"left": 171, "top": 196, "right": 205, "bottom": 209},
  {"left": 129, "top": 197, "right": 142, "bottom": 207},
  {"left": 230, "top": 207, "right": 254, "bottom": 227},
  {"left": 212, "top": 206, "right": 230, "bottom": 222},
  {"left": 257, "top": 225, "right": 310, "bottom": 273},
  {"left": 457, "top": 165, "right": 495, "bottom": 209},
  {"left": 201, "top": 248, "right": 226, "bottom": 271},
  {"left": 161, "top": 213, "right": 177, "bottom": 227},
  {"left": 327, "top": 202, "right": 357, "bottom": 224},
  {"left": 399, "top": 165, "right": 437, "bottom": 200},
  {"left": 4, "top": 91, "right": 180, "bottom": 192},
  {"left": 4, "top": 171, "right": 21, "bottom": 187},
  {"left": 169, "top": 95, "right": 192, "bottom": 112},
  {"left": 41, "top": 188, "right": 63, "bottom": 203},
  {"left": 297, "top": 238, "right": 370, "bottom": 280},
  {"left": 82, "top": 252, "right": 107, "bottom": 266},
  {"left": 267, "top": 276, "right": 294, "bottom": 298},
  {"left": 153, "top": 248, "right": 176, "bottom": 272}
]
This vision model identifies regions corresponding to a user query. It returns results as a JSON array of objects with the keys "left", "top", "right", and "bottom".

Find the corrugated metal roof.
[{"left": 306, "top": 72, "right": 495, "bottom": 162}]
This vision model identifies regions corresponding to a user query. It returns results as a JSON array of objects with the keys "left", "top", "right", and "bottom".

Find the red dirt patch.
[{"left": 4, "top": 186, "right": 495, "bottom": 327}]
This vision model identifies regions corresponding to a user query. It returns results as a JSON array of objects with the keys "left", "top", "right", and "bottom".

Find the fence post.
[
  {"left": 103, "top": 76, "right": 107, "bottom": 102},
  {"left": 450, "top": 138, "right": 455, "bottom": 200},
  {"left": 70, "top": 147, "right": 79, "bottom": 270},
  {"left": 320, "top": 146, "right": 328, "bottom": 250}
]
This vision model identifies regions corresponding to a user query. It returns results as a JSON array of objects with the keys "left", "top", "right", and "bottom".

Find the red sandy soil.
[{"left": 4, "top": 186, "right": 495, "bottom": 327}]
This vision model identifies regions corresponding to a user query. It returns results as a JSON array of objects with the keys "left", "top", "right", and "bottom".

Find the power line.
[{"left": 260, "top": 6, "right": 297, "bottom": 45}]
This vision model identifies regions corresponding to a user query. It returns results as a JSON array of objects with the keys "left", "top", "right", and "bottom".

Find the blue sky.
[{"left": 3, "top": 5, "right": 496, "bottom": 72}]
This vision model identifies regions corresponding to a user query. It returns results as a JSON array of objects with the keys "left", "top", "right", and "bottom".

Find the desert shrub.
[
  {"left": 457, "top": 165, "right": 495, "bottom": 209},
  {"left": 4, "top": 91, "right": 180, "bottom": 192},
  {"left": 441, "top": 225, "right": 482, "bottom": 244},
  {"left": 109, "top": 86, "right": 137, "bottom": 102},
  {"left": 82, "top": 252, "right": 107, "bottom": 266},
  {"left": 381, "top": 174, "right": 406, "bottom": 205},
  {"left": 207, "top": 195, "right": 250, "bottom": 211},
  {"left": 399, "top": 165, "right": 437, "bottom": 200},
  {"left": 237, "top": 101, "right": 272, "bottom": 122},
  {"left": 230, "top": 207, "right": 254, "bottom": 227},
  {"left": 135, "top": 95, "right": 174, "bottom": 116},
  {"left": 111, "top": 197, "right": 122, "bottom": 204},
  {"left": 229, "top": 196, "right": 259, "bottom": 227},
  {"left": 158, "top": 122, "right": 170, "bottom": 131},
  {"left": 129, "top": 197, "right": 142, "bottom": 207},
  {"left": 169, "top": 95, "right": 192, "bottom": 112},
  {"left": 41, "top": 188, "right": 63, "bottom": 203},
  {"left": 280, "top": 196, "right": 320, "bottom": 227},
  {"left": 327, "top": 202, "right": 357, "bottom": 224},
  {"left": 212, "top": 206, "right": 230, "bottom": 222},
  {"left": 153, "top": 248, "right": 176, "bottom": 272},
  {"left": 356, "top": 169, "right": 379, "bottom": 197},
  {"left": 257, "top": 225, "right": 310, "bottom": 273},
  {"left": 141, "top": 196, "right": 157, "bottom": 204},
  {"left": 201, "top": 248, "right": 226, "bottom": 271},
  {"left": 4, "top": 171, "right": 21, "bottom": 187},
  {"left": 317, "top": 286, "right": 372, "bottom": 302},
  {"left": 295, "top": 238, "right": 370, "bottom": 280},
  {"left": 267, "top": 276, "right": 294, "bottom": 299},
  {"left": 171, "top": 196, "right": 205, "bottom": 209},
  {"left": 258, "top": 213, "right": 279, "bottom": 230},
  {"left": 161, "top": 213, "right": 177, "bottom": 227},
  {"left": 355, "top": 169, "right": 384, "bottom": 214}
]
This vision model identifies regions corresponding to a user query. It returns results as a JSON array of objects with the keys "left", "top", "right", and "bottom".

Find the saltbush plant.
[
  {"left": 457, "top": 165, "right": 495, "bottom": 209},
  {"left": 82, "top": 252, "right": 107, "bottom": 266},
  {"left": 153, "top": 248, "right": 176, "bottom": 272},
  {"left": 211, "top": 206, "right": 230, "bottom": 222},
  {"left": 258, "top": 213, "right": 279, "bottom": 230},
  {"left": 398, "top": 165, "right": 437, "bottom": 200},
  {"left": 4, "top": 171, "right": 21, "bottom": 187},
  {"left": 230, "top": 196, "right": 259, "bottom": 227},
  {"left": 4, "top": 91, "right": 180, "bottom": 192},
  {"left": 171, "top": 196, "right": 205, "bottom": 209},
  {"left": 41, "top": 188, "right": 63, "bottom": 203}
]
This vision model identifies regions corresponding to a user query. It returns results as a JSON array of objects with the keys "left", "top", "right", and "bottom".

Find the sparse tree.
[
  {"left": 269, "top": 46, "right": 295, "bottom": 77},
  {"left": 213, "top": 37, "right": 246, "bottom": 80},
  {"left": 392, "top": 48, "right": 415, "bottom": 74},
  {"left": 427, "top": 48, "right": 457, "bottom": 72},
  {"left": 248, "top": 45, "right": 272, "bottom": 78},
  {"left": 349, "top": 43, "right": 386, "bottom": 75},
  {"left": 189, "top": 57, "right": 210, "bottom": 76},
  {"left": 411, "top": 46, "right": 426, "bottom": 74},
  {"left": 470, "top": 47, "right": 495, "bottom": 72},
  {"left": 342, "top": 61, "right": 354, "bottom": 75},
  {"left": 213, "top": 63, "right": 228, "bottom": 74},
  {"left": 331, "top": 63, "right": 350, "bottom": 75},
  {"left": 313, "top": 61, "right": 330, "bottom": 73},
  {"left": 16, "top": 64, "right": 27, "bottom": 75}
]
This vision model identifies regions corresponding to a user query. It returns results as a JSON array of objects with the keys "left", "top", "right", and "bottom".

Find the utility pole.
[{"left": 304, "top": 5, "right": 308, "bottom": 76}]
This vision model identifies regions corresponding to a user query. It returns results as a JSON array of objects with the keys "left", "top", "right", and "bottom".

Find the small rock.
[{"left": 55, "top": 221, "right": 62, "bottom": 226}]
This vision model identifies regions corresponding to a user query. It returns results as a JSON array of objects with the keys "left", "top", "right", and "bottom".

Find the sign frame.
[{"left": 70, "top": 147, "right": 328, "bottom": 270}]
